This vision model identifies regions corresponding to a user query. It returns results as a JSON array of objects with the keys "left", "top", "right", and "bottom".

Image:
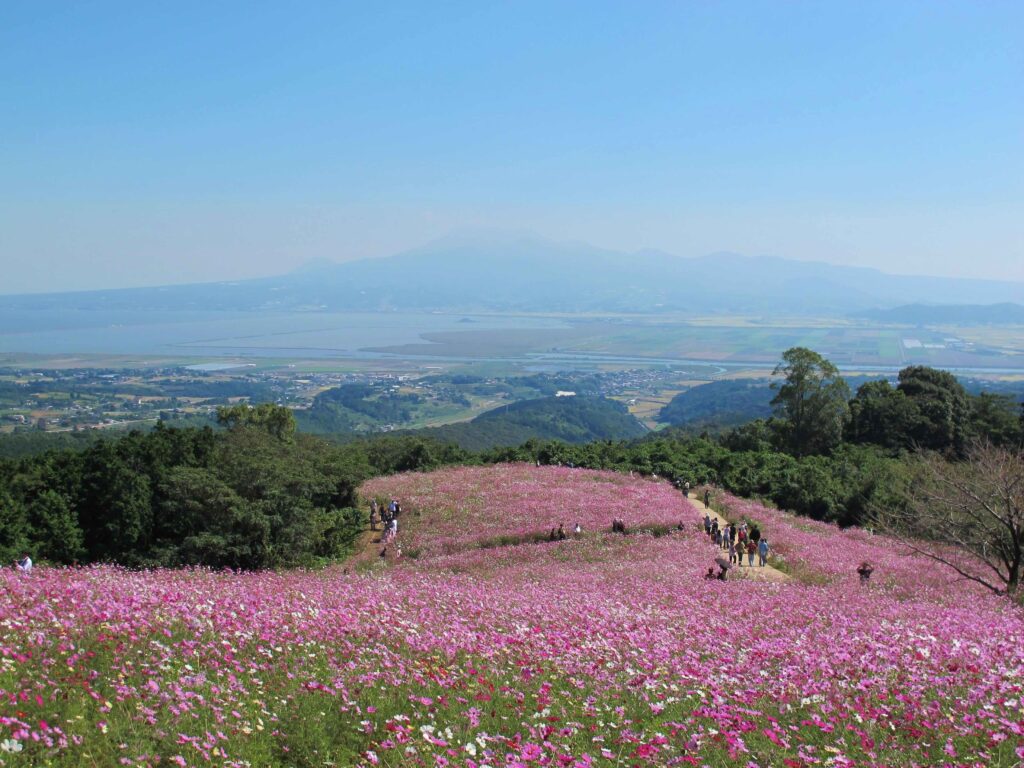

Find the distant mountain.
[
  {"left": 853, "top": 302, "right": 1024, "bottom": 325},
  {"left": 4, "top": 233, "right": 1024, "bottom": 316},
  {"left": 407, "top": 395, "right": 647, "bottom": 451}
]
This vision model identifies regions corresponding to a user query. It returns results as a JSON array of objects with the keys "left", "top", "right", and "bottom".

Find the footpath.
[{"left": 687, "top": 491, "right": 790, "bottom": 582}]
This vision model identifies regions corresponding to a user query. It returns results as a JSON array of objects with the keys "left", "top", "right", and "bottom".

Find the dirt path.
[
  {"left": 344, "top": 524, "right": 397, "bottom": 572},
  {"left": 687, "top": 492, "right": 790, "bottom": 582}
]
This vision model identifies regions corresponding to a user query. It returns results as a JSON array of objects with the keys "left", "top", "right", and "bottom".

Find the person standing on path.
[
  {"left": 684, "top": 481, "right": 691, "bottom": 497},
  {"left": 758, "top": 538, "right": 769, "bottom": 567},
  {"left": 704, "top": 489, "right": 711, "bottom": 508},
  {"left": 703, "top": 513, "right": 712, "bottom": 535},
  {"left": 747, "top": 540, "right": 756, "bottom": 567}
]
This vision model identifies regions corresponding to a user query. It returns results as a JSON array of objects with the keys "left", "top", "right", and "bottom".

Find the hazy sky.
[{"left": 1, "top": 1, "right": 1022, "bottom": 294}]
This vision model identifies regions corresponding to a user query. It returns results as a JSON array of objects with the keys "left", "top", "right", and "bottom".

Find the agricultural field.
[{"left": 2, "top": 465, "right": 1023, "bottom": 767}]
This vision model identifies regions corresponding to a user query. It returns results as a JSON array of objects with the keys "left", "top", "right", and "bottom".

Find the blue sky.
[{"left": 1, "top": 1, "right": 1021, "bottom": 293}]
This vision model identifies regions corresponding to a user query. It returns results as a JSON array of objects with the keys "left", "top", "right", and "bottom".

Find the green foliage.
[
  {"left": 217, "top": 402, "right": 297, "bottom": 441},
  {"left": 770, "top": 347, "right": 850, "bottom": 456},
  {"left": 0, "top": 490, "right": 30, "bottom": 563},
  {"left": 0, "top": 429, "right": 108, "bottom": 460},
  {"left": 847, "top": 379, "right": 916, "bottom": 449},
  {"left": 896, "top": 366, "right": 971, "bottom": 454},
  {"left": 415, "top": 396, "right": 646, "bottom": 451},
  {"left": 659, "top": 379, "right": 774, "bottom": 427},
  {"left": 969, "top": 392, "right": 1022, "bottom": 448},
  {"left": 0, "top": 421, "right": 369, "bottom": 569},
  {"left": 27, "top": 489, "right": 83, "bottom": 563}
]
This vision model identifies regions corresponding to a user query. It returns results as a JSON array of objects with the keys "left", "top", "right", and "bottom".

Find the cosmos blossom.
[{"left": 0, "top": 464, "right": 1021, "bottom": 766}]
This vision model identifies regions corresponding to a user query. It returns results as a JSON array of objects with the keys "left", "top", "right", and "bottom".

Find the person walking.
[
  {"left": 758, "top": 538, "right": 769, "bottom": 567},
  {"left": 704, "top": 489, "right": 711, "bottom": 508},
  {"left": 747, "top": 540, "right": 756, "bottom": 567},
  {"left": 684, "top": 481, "right": 691, "bottom": 498},
  {"left": 728, "top": 539, "right": 737, "bottom": 565},
  {"left": 703, "top": 514, "right": 712, "bottom": 535}
]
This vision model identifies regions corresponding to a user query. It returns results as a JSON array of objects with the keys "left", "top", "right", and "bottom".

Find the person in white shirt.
[{"left": 15, "top": 553, "right": 32, "bottom": 573}]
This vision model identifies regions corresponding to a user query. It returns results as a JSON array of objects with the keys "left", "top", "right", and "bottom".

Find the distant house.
[{"left": 555, "top": 391, "right": 576, "bottom": 397}]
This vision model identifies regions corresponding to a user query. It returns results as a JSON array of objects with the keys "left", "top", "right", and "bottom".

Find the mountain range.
[{"left": 5, "top": 233, "right": 1024, "bottom": 317}]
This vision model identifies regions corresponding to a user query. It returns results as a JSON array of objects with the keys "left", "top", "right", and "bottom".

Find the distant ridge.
[
  {"left": 853, "top": 302, "right": 1024, "bottom": 325},
  {"left": 405, "top": 395, "right": 647, "bottom": 451},
  {"left": 4, "top": 233, "right": 1024, "bottom": 317}
]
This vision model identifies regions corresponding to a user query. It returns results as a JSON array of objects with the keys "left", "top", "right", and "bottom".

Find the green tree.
[
  {"left": 0, "top": 491, "right": 30, "bottom": 563},
  {"left": 846, "top": 379, "right": 916, "bottom": 450},
  {"left": 217, "top": 403, "right": 297, "bottom": 441},
  {"left": 897, "top": 366, "right": 971, "bottom": 454},
  {"left": 969, "top": 392, "right": 1022, "bottom": 448},
  {"left": 770, "top": 347, "right": 850, "bottom": 457},
  {"left": 27, "top": 489, "right": 83, "bottom": 563}
]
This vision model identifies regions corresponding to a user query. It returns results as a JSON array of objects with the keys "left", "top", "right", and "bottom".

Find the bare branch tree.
[{"left": 873, "top": 441, "right": 1024, "bottom": 597}]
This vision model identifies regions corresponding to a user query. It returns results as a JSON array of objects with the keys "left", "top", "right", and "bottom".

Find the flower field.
[
  {"left": 2, "top": 465, "right": 1024, "bottom": 766},
  {"left": 361, "top": 465, "right": 696, "bottom": 555}
]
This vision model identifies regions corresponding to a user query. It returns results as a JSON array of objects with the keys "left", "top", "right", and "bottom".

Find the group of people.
[
  {"left": 370, "top": 498, "right": 401, "bottom": 538},
  {"left": 703, "top": 512, "right": 770, "bottom": 567},
  {"left": 371, "top": 498, "right": 402, "bottom": 561},
  {"left": 548, "top": 523, "right": 583, "bottom": 541}
]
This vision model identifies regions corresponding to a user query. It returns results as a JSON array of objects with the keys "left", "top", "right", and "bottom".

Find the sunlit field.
[{"left": 2, "top": 465, "right": 1023, "bottom": 767}]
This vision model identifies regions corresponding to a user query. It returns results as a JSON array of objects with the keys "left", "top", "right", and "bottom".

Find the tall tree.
[
  {"left": 770, "top": 347, "right": 850, "bottom": 457},
  {"left": 874, "top": 442, "right": 1024, "bottom": 598},
  {"left": 896, "top": 366, "right": 970, "bottom": 455}
]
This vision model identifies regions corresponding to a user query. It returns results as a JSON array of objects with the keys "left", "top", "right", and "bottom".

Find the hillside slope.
[
  {"left": 2, "top": 465, "right": 1022, "bottom": 766},
  {"left": 410, "top": 395, "right": 647, "bottom": 450}
]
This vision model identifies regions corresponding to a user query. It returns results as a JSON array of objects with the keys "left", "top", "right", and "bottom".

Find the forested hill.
[
  {"left": 410, "top": 395, "right": 647, "bottom": 451},
  {"left": 658, "top": 379, "right": 775, "bottom": 429}
]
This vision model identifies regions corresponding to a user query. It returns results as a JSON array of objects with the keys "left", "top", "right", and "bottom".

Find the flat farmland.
[{"left": 367, "top": 318, "right": 1024, "bottom": 372}]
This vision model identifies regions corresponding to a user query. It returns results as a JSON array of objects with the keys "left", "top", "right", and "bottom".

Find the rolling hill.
[{"left": 408, "top": 395, "right": 647, "bottom": 451}]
